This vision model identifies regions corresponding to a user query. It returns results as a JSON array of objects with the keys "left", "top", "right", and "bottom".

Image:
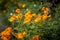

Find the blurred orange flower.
[
  {"left": 0, "top": 27, "right": 12, "bottom": 40},
  {"left": 42, "top": 13, "right": 51, "bottom": 20},
  {"left": 1, "top": 27, "right": 12, "bottom": 36},
  {"left": 23, "top": 18, "right": 31, "bottom": 24},
  {"left": 32, "top": 13, "right": 36, "bottom": 17},
  {"left": 34, "top": 13, "right": 42, "bottom": 22},
  {"left": 25, "top": 11, "right": 31, "bottom": 17},
  {"left": 12, "top": 32, "right": 25, "bottom": 39},
  {"left": 22, "top": 4, "right": 26, "bottom": 8},
  {"left": 17, "top": 33, "right": 24, "bottom": 39},
  {"left": 9, "top": 14, "right": 17, "bottom": 22},
  {"left": 23, "top": 11, "right": 35, "bottom": 24},
  {"left": 1, "top": 37, "right": 10, "bottom": 40},
  {"left": 42, "top": 7, "right": 49, "bottom": 14},
  {"left": 42, "top": 13, "right": 48, "bottom": 20},
  {"left": 30, "top": 35, "right": 40, "bottom": 40},
  {"left": 16, "top": 8, "right": 20, "bottom": 13},
  {"left": 23, "top": 11, "right": 36, "bottom": 24},
  {"left": 23, "top": 32, "right": 27, "bottom": 36},
  {"left": 12, "top": 32, "right": 27, "bottom": 39},
  {"left": 23, "top": 11, "right": 31, "bottom": 24},
  {"left": 17, "top": 13, "right": 22, "bottom": 19}
]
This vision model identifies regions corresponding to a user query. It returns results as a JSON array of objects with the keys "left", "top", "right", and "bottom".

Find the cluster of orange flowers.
[
  {"left": 23, "top": 11, "right": 36, "bottom": 24},
  {"left": 9, "top": 7, "right": 51, "bottom": 23},
  {"left": 34, "top": 7, "right": 50, "bottom": 22},
  {"left": 9, "top": 13, "right": 22, "bottom": 22},
  {"left": 34, "top": 13, "right": 51, "bottom": 22},
  {"left": 0, "top": 27, "right": 27, "bottom": 40},
  {"left": 12, "top": 32, "right": 27, "bottom": 39},
  {"left": 30, "top": 35, "right": 40, "bottom": 40},
  {"left": 0, "top": 27, "right": 12, "bottom": 40},
  {"left": 9, "top": 9, "right": 22, "bottom": 22},
  {"left": 0, "top": 27, "right": 40, "bottom": 40}
]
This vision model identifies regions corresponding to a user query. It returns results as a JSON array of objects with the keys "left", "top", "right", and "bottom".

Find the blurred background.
[{"left": 0, "top": 0, "right": 60, "bottom": 40}]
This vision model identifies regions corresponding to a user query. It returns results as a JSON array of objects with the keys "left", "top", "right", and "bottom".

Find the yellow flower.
[
  {"left": 25, "top": 11, "right": 31, "bottom": 17},
  {"left": 17, "top": 13, "right": 22, "bottom": 19},
  {"left": 9, "top": 14, "right": 17, "bottom": 22},
  {"left": 22, "top": 4, "right": 26, "bottom": 8},
  {"left": 23, "top": 18, "right": 31, "bottom": 24},
  {"left": 42, "top": 7, "right": 49, "bottom": 14},
  {"left": 15, "top": 8, "right": 20, "bottom": 13},
  {"left": 17, "top": 33, "right": 24, "bottom": 39},
  {"left": 42, "top": 13, "right": 48, "bottom": 20},
  {"left": 12, "top": 32, "right": 27, "bottom": 39},
  {"left": 32, "top": 13, "right": 36, "bottom": 16},
  {"left": 23, "top": 32, "right": 27, "bottom": 35},
  {"left": 34, "top": 13, "right": 42, "bottom": 22},
  {"left": 23, "top": 15, "right": 34, "bottom": 24},
  {"left": 23, "top": 11, "right": 35, "bottom": 24}
]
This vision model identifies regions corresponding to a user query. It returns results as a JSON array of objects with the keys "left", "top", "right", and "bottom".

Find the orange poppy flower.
[
  {"left": 12, "top": 32, "right": 27, "bottom": 39},
  {"left": 34, "top": 13, "right": 42, "bottom": 22},
  {"left": 9, "top": 14, "right": 17, "bottom": 22},
  {"left": 1, "top": 37, "right": 9, "bottom": 40},
  {"left": 1, "top": 27, "right": 12, "bottom": 36},
  {"left": 25, "top": 11, "right": 31, "bottom": 17},
  {"left": 17, "top": 33, "right": 24, "bottom": 39},
  {"left": 30, "top": 35, "right": 40, "bottom": 40},
  {"left": 16, "top": 8, "right": 20, "bottom": 13},
  {"left": 0, "top": 27, "right": 12, "bottom": 40},
  {"left": 42, "top": 7, "right": 49, "bottom": 14},
  {"left": 23, "top": 18, "right": 31, "bottom": 24},
  {"left": 42, "top": 13, "right": 47, "bottom": 20},
  {"left": 24, "top": 11, "right": 36, "bottom": 24},
  {"left": 17, "top": 13, "right": 22, "bottom": 19}
]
